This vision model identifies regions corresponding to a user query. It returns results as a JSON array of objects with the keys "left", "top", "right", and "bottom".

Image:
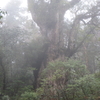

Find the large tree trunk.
[
  {"left": 32, "top": 43, "right": 49, "bottom": 90},
  {"left": 27, "top": 0, "right": 81, "bottom": 90}
]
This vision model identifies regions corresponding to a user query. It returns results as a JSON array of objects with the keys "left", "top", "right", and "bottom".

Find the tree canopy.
[{"left": 0, "top": 0, "right": 100, "bottom": 100}]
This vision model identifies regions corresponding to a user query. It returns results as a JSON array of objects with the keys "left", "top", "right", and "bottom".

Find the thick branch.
[
  {"left": 68, "top": 28, "right": 94, "bottom": 58},
  {"left": 61, "top": 0, "right": 80, "bottom": 14}
]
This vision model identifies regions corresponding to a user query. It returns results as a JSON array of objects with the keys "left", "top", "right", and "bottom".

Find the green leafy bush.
[
  {"left": 19, "top": 92, "right": 38, "bottom": 100},
  {"left": 39, "top": 59, "right": 100, "bottom": 100},
  {"left": 40, "top": 59, "right": 87, "bottom": 87},
  {"left": 65, "top": 74, "right": 100, "bottom": 100},
  {"left": 2, "top": 95, "right": 9, "bottom": 100}
]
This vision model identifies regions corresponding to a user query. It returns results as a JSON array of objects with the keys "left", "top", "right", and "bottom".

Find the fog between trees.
[{"left": 0, "top": 0, "right": 100, "bottom": 100}]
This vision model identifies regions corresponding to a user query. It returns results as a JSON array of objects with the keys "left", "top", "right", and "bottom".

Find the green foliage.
[
  {"left": 8, "top": 86, "right": 34, "bottom": 100},
  {"left": 19, "top": 92, "right": 38, "bottom": 100},
  {"left": 0, "top": 9, "right": 7, "bottom": 19},
  {"left": 39, "top": 59, "right": 100, "bottom": 100},
  {"left": 95, "top": 71, "right": 100, "bottom": 80},
  {"left": 66, "top": 74, "right": 100, "bottom": 100},
  {"left": 6, "top": 79, "right": 25, "bottom": 95},
  {"left": 2, "top": 95, "right": 9, "bottom": 100},
  {"left": 0, "top": 0, "right": 100, "bottom": 100},
  {"left": 41, "top": 59, "right": 87, "bottom": 84}
]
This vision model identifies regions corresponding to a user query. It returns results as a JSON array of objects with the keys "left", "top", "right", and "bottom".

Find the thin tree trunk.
[{"left": 0, "top": 59, "right": 6, "bottom": 92}]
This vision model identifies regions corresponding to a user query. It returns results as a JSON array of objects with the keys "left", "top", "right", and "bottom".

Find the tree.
[
  {"left": 0, "top": 9, "right": 6, "bottom": 19},
  {"left": 0, "top": 48, "right": 6, "bottom": 92},
  {"left": 27, "top": 0, "right": 100, "bottom": 89},
  {"left": 0, "top": 0, "right": 38, "bottom": 95},
  {"left": 0, "top": 9, "right": 7, "bottom": 93}
]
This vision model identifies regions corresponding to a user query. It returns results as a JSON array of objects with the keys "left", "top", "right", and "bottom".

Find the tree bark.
[{"left": 0, "top": 58, "right": 6, "bottom": 92}]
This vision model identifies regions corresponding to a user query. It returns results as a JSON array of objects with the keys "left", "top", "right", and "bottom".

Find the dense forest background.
[{"left": 0, "top": 0, "right": 100, "bottom": 100}]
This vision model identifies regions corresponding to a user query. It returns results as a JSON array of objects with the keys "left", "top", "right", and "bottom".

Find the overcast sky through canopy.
[{"left": 0, "top": 0, "right": 27, "bottom": 8}]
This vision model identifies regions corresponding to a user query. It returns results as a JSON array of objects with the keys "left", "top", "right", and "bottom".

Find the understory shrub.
[
  {"left": 11, "top": 59, "right": 100, "bottom": 100},
  {"left": 19, "top": 92, "right": 38, "bottom": 100},
  {"left": 38, "top": 59, "right": 100, "bottom": 100}
]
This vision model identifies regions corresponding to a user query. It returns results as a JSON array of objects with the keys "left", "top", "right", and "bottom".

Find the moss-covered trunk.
[{"left": 27, "top": 0, "right": 81, "bottom": 90}]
